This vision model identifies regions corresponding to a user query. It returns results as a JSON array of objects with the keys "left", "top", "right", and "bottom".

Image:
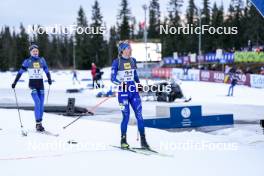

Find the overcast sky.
[{"left": 0, "top": 0, "right": 231, "bottom": 31}]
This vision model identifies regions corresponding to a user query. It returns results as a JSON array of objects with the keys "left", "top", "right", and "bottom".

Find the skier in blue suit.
[
  {"left": 12, "top": 44, "right": 52, "bottom": 132},
  {"left": 227, "top": 72, "right": 240, "bottom": 96},
  {"left": 111, "top": 41, "right": 149, "bottom": 149}
]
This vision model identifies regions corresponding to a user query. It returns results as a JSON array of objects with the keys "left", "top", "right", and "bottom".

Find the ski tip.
[
  {"left": 22, "top": 132, "right": 28, "bottom": 136},
  {"left": 67, "top": 140, "right": 78, "bottom": 144}
]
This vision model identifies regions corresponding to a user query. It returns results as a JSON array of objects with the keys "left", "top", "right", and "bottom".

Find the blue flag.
[{"left": 250, "top": 0, "right": 264, "bottom": 17}]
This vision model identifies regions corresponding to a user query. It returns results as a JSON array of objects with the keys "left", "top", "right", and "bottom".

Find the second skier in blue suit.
[{"left": 111, "top": 41, "right": 150, "bottom": 149}]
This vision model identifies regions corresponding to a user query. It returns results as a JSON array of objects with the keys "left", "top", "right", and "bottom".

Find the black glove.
[
  {"left": 120, "top": 82, "right": 128, "bottom": 91},
  {"left": 12, "top": 73, "right": 22, "bottom": 89},
  {"left": 136, "top": 83, "right": 143, "bottom": 92},
  {"left": 47, "top": 72, "right": 52, "bottom": 85},
  {"left": 11, "top": 82, "right": 16, "bottom": 89},
  {"left": 48, "top": 79, "right": 52, "bottom": 85}
]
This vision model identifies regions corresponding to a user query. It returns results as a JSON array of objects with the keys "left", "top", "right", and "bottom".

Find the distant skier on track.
[
  {"left": 111, "top": 41, "right": 150, "bottom": 149},
  {"left": 11, "top": 44, "right": 52, "bottom": 132},
  {"left": 227, "top": 72, "right": 240, "bottom": 96}
]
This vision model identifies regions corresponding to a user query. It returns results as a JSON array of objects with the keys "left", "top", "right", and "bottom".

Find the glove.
[
  {"left": 48, "top": 79, "right": 52, "bottom": 85},
  {"left": 137, "top": 83, "right": 143, "bottom": 92},
  {"left": 120, "top": 82, "right": 128, "bottom": 91},
  {"left": 11, "top": 82, "right": 16, "bottom": 89},
  {"left": 47, "top": 72, "right": 52, "bottom": 85},
  {"left": 12, "top": 73, "right": 22, "bottom": 89}
]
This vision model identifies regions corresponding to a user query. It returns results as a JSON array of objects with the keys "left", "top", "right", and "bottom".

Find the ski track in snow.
[{"left": 0, "top": 69, "right": 264, "bottom": 176}]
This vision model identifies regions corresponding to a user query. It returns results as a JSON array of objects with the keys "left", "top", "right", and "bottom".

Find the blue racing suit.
[
  {"left": 13, "top": 56, "right": 51, "bottom": 123},
  {"left": 228, "top": 73, "right": 239, "bottom": 96},
  {"left": 111, "top": 56, "right": 145, "bottom": 136}
]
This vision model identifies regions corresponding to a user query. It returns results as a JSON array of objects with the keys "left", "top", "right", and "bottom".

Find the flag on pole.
[{"left": 250, "top": 0, "right": 264, "bottom": 17}]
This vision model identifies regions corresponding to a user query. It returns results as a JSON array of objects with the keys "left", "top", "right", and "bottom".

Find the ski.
[
  {"left": 131, "top": 147, "right": 174, "bottom": 158},
  {"left": 67, "top": 140, "right": 78, "bottom": 144},
  {"left": 36, "top": 131, "right": 59, "bottom": 137},
  {"left": 111, "top": 145, "right": 151, "bottom": 156},
  {"left": 184, "top": 97, "right": 192, "bottom": 102},
  {"left": 21, "top": 129, "right": 28, "bottom": 136},
  {"left": 248, "top": 140, "right": 264, "bottom": 145}
]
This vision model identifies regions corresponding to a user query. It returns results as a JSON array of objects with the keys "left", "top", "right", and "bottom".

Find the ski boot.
[
  {"left": 140, "top": 134, "right": 150, "bottom": 149},
  {"left": 121, "top": 135, "right": 130, "bottom": 149},
  {"left": 36, "top": 122, "right": 45, "bottom": 132}
]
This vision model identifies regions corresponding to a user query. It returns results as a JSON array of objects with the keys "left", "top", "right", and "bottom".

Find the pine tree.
[
  {"left": 15, "top": 24, "right": 29, "bottom": 69},
  {"left": 148, "top": 0, "right": 161, "bottom": 39},
  {"left": 117, "top": 0, "right": 131, "bottom": 40},
  {"left": 109, "top": 26, "right": 118, "bottom": 63},
  {"left": 201, "top": 0, "right": 211, "bottom": 53},
  {"left": 1, "top": 27, "right": 14, "bottom": 70},
  {"left": 225, "top": 0, "right": 244, "bottom": 50},
  {"left": 0, "top": 30, "right": 9, "bottom": 71},
  {"left": 211, "top": 3, "right": 224, "bottom": 50},
  {"left": 75, "top": 6, "right": 91, "bottom": 69},
  {"left": 164, "top": 0, "right": 183, "bottom": 55},
  {"left": 186, "top": 0, "right": 198, "bottom": 53},
  {"left": 186, "top": 0, "right": 197, "bottom": 25},
  {"left": 90, "top": 0, "right": 107, "bottom": 68},
  {"left": 202, "top": 0, "right": 210, "bottom": 25}
]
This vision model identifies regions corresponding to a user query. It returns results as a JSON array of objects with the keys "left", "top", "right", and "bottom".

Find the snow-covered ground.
[{"left": 0, "top": 69, "right": 264, "bottom": 176}]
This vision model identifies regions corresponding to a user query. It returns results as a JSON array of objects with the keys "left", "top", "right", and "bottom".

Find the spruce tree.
[
  {"left": 75, "top": 6, "right": 91, "bottom": 69},
  {"left": 148, "top": 0, "right": 161, "bottom": 39},
  {"left": 201, "top": 0, "right": 211, "bottom": 53},
  {"left": 186, "top": 0, "right": 198, "bottom": 53},
  {"left": 117, "top": 0, "right": 131, "bottom": 40},
  {"left": 90, "top": 0, "right": 107, "bottom": 68},
  {"left": 16, "top": 24, "right": 29, "bottom": 69}
]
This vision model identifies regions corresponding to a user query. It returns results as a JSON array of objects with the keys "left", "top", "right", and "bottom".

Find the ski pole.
[
  {"left": 13, "top": 89, "right": 27, "bottom": 136},
  {"left": 46, "top": 85, "right": 50, "bottom": 105},
  {"left": 62, "top": 96, "right": 112, "bottom": 130}
]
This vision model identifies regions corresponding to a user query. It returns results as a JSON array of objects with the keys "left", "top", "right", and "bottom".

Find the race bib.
[
  {"left": 117, "top": 69, "right": 134, "bottom": 82},
  {"left": 28, "top": 68, "right": 44, "bottom": 79}
]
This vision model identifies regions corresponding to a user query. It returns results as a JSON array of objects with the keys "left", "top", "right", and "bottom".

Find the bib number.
[
  {"left": 28, "top": 68, "right": 43, "bottom": 79},
  {"left": 118, "top": 69, "right": 134, "bottom": 82}
]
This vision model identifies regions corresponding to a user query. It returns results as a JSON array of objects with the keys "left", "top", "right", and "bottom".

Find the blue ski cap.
[
  {"left": 118, "top": 41, "right": 130, "bottom": 54},
  {"left": 29, "top": 44, "right": 39, "bottom": 51}
]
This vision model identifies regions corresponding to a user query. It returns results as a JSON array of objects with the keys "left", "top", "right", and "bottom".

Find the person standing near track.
[
  {"left": 11, "top": 44, "right": 52, "bottom": 132},
  {"left": 91, "top": 63, "right": 97, "bottom": 88},
  {"left": 111, "top": 41, "right": 150, "bottom": 149},
  {"left": 227, "top": 71, "right": 240, "bottom": 96}
]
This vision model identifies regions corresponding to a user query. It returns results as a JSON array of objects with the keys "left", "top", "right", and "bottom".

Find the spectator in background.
[
  {"left": 91, "top": 63, "right": 97, "bottom": 88},
  {"left": 236, "top": 67, "right": 243, "bottom": 74},
  {"left": 95, "top": 67, "right": 104, "bottom": 88},
  {"left": 245, "top": 67, "right": 253, "bottom": 74},
  {"left": 225, "top": 65, "right": 231, "bottom": 74},
  {"left": 256, "top": 47, "right": 261, "bottom": 54},
  {"left": 182, "top": 61, "right": 190, "bottom": 76},
  {"left": 72, "top": 69, "right": 80, "bottom": 85},
  {"left": 224, "top": 65, "right": 231, "bottom": 83},
  {"left": 260, "top": 67, "right": 264, "bottom": 75},
  {"left": 229, "top": 66, "right": 237, "bottom": 75}
]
